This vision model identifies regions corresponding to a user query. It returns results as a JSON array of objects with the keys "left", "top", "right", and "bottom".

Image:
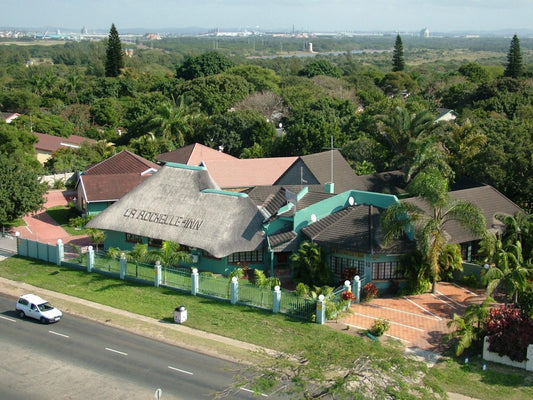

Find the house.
[
  {"left": 1, "top": 112, "right": 20, "bottom": 123},
  {"left": 32, "top": 132, "right": 95, "bottom": 164},
  {"left": 435, "top": 108, "right": 458, "bottom": 123},
  {"left": 86, "top": 159, "right": 524, "bottom": 288},
  {"left": 76, "top": 150, "right": 160, "bottom": 216},
  {"left": 157, "top": 143, "right": 376, "bottom": 194}
]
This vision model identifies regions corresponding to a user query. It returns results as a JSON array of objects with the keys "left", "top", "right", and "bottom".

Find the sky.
[{"left": 1, "top": 0, "right": 531, "bottom": 33}]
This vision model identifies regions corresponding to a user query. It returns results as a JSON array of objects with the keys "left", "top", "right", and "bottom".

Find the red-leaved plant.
[{"left": 484, "top": 305, "right": 533, "bottom": 362}]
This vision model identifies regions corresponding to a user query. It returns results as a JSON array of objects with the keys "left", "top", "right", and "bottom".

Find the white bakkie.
[{"left": 15, "top": 294, "right": 63, "bottom": 323}]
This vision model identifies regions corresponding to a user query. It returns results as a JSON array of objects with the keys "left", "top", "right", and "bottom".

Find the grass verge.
[{"left": 1, "top": 256, "right": 532, "bottom": 399}]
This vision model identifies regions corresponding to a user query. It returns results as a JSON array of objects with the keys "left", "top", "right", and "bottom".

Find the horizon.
[{"left": 1, "top": 1, "right": 531, "bottom": 35}]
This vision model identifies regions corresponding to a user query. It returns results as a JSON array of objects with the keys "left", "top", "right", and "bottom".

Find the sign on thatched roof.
[{"left": 87, "top": 164, "right": 265, "bottom": 258}]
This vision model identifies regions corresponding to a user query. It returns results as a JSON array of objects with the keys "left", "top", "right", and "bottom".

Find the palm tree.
[
  {"left": 377, "top": 106, "right": 436, "bottom": 169},
  {"left": 481, "top": 237, "right": 532, "bottom": 305},
  {"left": 290, "top": 241, "right": 332, "bottom": 287},
  {"left": 149, "top": 96, "right": 200, "bottom": 147},
  {"left": 147, "top": 241, "right": 192, "bottom": 284},
  {"left": 444, "top": 296, "right": 494, "bottom": 356},
  {"left": 381, "top": 171, "right": 486, "bottom": 293},
  {"left": 125, "top": 243, "right": 149, "bottom": 278}
]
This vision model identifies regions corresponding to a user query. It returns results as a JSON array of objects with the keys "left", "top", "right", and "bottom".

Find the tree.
[
  {"left": 176, "top": 51, "right": 235, "bottom": 80},
  {"left": 504, "top": 34, "right": 524, "bottom": 79},
  {"left": 105, "top": 23, "right": 124, "bottom": 78},
  {"left": 392, "top": 34, "right": 405, "bottom": 72},
  {"left": 381, "top": 171, "right": 486, "bottom": 293},
  {"left": 149, "top": 97, "right": 200, "bottom": 146},
  {"left": 147, "top": 240, "right": 192, "bottom": 267},
  {"left": 298, "top": 60, "right": 342, "bottom": 78},
  {"left": 0, "top": 161, "right": 48, "bottom": 224},
  {"left": 87, "top": 229, "right": 105, "bottom": 253},
  {"left": 290, "top": 241, "right": 332, "bottom": 287}
]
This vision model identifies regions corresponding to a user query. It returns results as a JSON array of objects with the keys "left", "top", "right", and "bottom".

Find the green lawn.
[
  {"left": 46, "top": 205, "right": 89, "bottom": 235},
  {"left": 1, "top": 256, "right": 532, "bottom": 400}
]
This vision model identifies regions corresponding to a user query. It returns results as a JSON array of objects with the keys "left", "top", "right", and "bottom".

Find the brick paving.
[
  {"left": 341, "top": 282, "right": 486, "bottom": 352},
  {"left": 12, "top": 189, "right": 90, "bottom": 248}
]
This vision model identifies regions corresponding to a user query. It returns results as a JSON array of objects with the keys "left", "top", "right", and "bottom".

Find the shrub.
[
  {"left": 341, "top": 290, "right": 356, "bottom": 301},
  {"left": 52, "top": 178, "right": 65, "bottom": 189},
  {"left": 361, "top": 283, "right": 378, "bottom": 302},
  {"left": 484, "top": 305, "right": 533, "bottom": 362},
  {"left": 369, "top": 319, "right": 390, "bottom": 337},
  {"left": 342, "top": 267, "right": 359, "bottom": 282}
]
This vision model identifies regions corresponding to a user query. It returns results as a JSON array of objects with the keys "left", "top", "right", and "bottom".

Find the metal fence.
[
  {"left": 279, "top": 289, "right": 315, "bottom": 320},
  {"left": 197, "top": 273, "right": 231, "bottom": 301},
  {"left": 162, "top": 267, "right": 191, "bottom": 291},
  {"left": 238, "top": 281, "right": 274, "bottom": 309}
]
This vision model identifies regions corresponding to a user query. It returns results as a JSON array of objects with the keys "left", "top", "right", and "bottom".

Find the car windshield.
[{"left": 37, "top": 302, "right": 54, "bottom": 312}]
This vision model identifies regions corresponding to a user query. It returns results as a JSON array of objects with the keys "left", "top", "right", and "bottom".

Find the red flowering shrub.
[
  {"left": 341, "top": 290, "right": 356, "bottom": 301},
  {"left": 361, "top": 283, "right": 378, "bottom": 302},
  {"left": 342, "top": 268, "right": 359, "bottom": 282},
  {"left": 485, "top": 305, "right": 533, "bottom": 362}
]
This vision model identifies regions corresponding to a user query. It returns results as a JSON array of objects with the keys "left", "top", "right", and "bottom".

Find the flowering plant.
[
  {"left": 341, "top": 290, "right": 356, "bottom": 301},
  {"left": 361, "top": 283, "right": 378, "bottom": 302}
]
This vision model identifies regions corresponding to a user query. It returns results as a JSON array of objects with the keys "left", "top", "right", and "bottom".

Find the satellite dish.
[
  {"left": 311, "top": 214, "right": 317, "bottom": 222},
  {"left": 349, "top": 196, "right": 354, "bottom": 206},
  {"left": 154, "top": 388, "right": 162, "bottom": 400}
]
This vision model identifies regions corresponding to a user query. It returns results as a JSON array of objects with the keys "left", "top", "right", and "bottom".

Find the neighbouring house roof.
[
  {"left": 203, "top": 156, "right": 299, "bottom": 189},
  {"left": 84, "top": 150, "right": 160, "bottom": 175},
  {"left": 156, "top": 143, "right": 237, "bottom": 165},
  {"left": 32, "top": 132, "right": 95, "bottom": 153},
  {"left": 79, "top": 173, "right": 154, "bottom": 203},
  {"left": 435, "top": 108, "right": 458, "bottom": 122},
  {"left": 1, "top": 112, "right": 20, "bottom": 123},
  {"left": 301, "top": 205, "right": 414, "bottom": 255},
  {"left": 403, "top": 185, "right": 524, "bottom": 245},
  {"left": 350, "top": 170, "right": 407, "bottom": 195},
  {"left": 86, "top": 165, "right": 265, "bottom": 258}
]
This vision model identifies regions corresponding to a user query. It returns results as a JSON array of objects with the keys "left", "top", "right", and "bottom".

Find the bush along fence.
[{"left": 16, "top": 237, "right": 364, "bottom": 324}]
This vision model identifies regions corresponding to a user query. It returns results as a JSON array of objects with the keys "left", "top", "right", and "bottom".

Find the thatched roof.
[{"left": 87, "top": 164, "right": 265, "bottom": 258}]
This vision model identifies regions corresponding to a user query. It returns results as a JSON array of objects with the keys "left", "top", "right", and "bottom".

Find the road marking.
[
  {"left": 105, "top": 347, "right": 128, "bottom": 356},
  {"left": 384, "top": 333, "right": 411, "bottom": 343},
  {"left": 25, "top": 226, "right": 33, "bottom": 234},
  {"left": 431, "top": 293, "right": 457, "bottom": 309},
  {"left": 240, "top": 387, "right": 268, "bottom": 397},
  {"left": 352, "top": 312, "right": 426, "bottom": 332},
  {"left": 435, "top": 292, "right": 465, "bottom": 308},
  {"left": 0, "top": 315, "right": 16, "bottom": 322},
  {"left": 452, "top": 282, "right": 479, "bottom": 296},
  {"left": 365, "top": 303, "right": 440, "bottom": 321},
  {"left": 168, "top": 366, "right": 193, "bottom": 375},
  {"left": 403, "top": 296, "right": 442, "bottom": 320},
  {"left": 48, "top": 330, "right": 69, "bottom": 338}
]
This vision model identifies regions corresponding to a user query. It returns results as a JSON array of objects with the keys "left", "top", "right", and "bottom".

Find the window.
[
  {"left": 125, "top": 233, "right": 143, "bottom": 244},
  {"left": 330, "top": 256, "right": 364, "bottom": 277},
  {"left": 371, "top": 262, "right": 402, "bottom": 280},
  {"left": 148, "top": 238, "right": 162, "bottom": 248},
  {"left": 228, "top": 251, "right": 263, "bottom": 264}
]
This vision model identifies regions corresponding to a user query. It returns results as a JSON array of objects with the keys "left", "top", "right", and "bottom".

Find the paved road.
[{"left": 0, "top": 295, "right": 264, "bottom": 400}]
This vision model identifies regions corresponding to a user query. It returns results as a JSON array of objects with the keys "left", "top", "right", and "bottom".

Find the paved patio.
[{"left": 341, "top": 282, "right": 486, "bottom": 352}]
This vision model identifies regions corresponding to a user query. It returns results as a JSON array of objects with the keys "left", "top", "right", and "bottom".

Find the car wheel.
[
  {"left": 40, "top": 317, "right": 47, "bottom": 324},
  {"left": 18, "top": 310, "right": 25, "bottom": 318}
]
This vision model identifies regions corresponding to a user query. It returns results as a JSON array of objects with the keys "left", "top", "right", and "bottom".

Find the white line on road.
[
  {"left": 25, "top": 226, "right": 33, "bottom": 234},
  {"left": 366, "top": 303, "right": 440, "bottom": 321},
  {"left": 0, "top": 315, "right": 16, "bottom": 322},
  {"left": 105, "top": 347, "right": 128, "bottom": 356},
  {"left": 167, "top": 366, "right": 193, "bottom": 375},
  {"left": 352, "top": 312, "right": 426, "bottom": 332},
  {"left": 431, "top": 293, "right": 458, "bottom": 309},
  {"left": 403, "top": 296, "right": 442, "bottom": 320},
  {"left": 435, "top": 292, "right": 466, "bottom": 308},
  {"left": 240, "top": 387, "right": 268, "bottom": 397},
  {"left": 452, "top": 282, "right": 479, "bottom": 296},
  {"left": 49, "top": 330, "right": 69, "bottom": 338}
]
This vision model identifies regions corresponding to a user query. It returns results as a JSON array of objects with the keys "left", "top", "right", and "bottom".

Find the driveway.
[
  {"left": 341, "top": 282, "right": 486, "bottom": 352},
  {"left": 10, "top": 189, "right": 90, "bottom": 248}
]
